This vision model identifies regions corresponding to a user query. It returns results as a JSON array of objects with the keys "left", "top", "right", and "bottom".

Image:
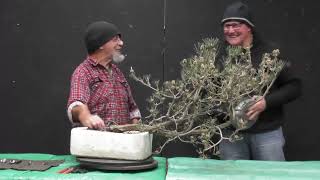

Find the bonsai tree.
[{"left": 108, "top": 38, "right": 285, "bottom": 157}]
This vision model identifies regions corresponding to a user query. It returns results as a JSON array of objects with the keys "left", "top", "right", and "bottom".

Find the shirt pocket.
[
  {"left": 89, "top": 76, "right": 112, "bottom": 104},
  {"left": 89, "top": 76, "right": 103, "bottom": 92}
]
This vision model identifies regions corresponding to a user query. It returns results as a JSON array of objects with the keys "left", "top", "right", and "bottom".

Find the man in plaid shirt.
[{"left": 67, "top": 21, "right": 141, "bottom": 130}]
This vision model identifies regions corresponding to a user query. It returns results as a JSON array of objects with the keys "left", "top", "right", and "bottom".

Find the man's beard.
[{"left": 112, "top": 51, "right": 125, "bottom": 64}]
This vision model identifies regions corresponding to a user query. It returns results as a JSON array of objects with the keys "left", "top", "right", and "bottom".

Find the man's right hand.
[
  {"left": 82, "top": 114, "right": 106, "bottom": 130},
  {"left": 71, "top": 104, "right": 106, "bottom": 130}
]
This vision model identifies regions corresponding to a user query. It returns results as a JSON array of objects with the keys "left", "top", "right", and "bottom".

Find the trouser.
[{"left": 219, "top": 127, "right": 285, "bottom": 161}]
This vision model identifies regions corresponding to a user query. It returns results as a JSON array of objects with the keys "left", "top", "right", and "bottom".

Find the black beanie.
[
  {"left": 84, "top": 21, "right": 121, "bottom": 54},
  {"left": 221, "top": 2, "right": 254, "bottom": 27}
]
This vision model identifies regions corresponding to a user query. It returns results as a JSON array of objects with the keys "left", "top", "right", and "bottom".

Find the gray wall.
[{"left": 0, "top": 0, "right": 319, "bottom": 160}]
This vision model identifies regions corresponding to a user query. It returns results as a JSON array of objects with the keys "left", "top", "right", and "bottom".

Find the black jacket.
[{"left": 218, "top": 36, "right": 302, "bottom": 133}]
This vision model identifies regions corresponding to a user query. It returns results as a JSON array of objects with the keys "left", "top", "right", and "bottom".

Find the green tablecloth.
[
  {"left": 3, "top": 154, "right": 320, "bottom": 179},
  {"left": 166, "top": 157, "right": 320, "bottom": 180},
  {"left": 0, "top": 153, "right": 166, "bottom": 180}
]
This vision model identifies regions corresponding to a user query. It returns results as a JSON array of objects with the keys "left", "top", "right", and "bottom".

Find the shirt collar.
[
  {"left": 86, "top": 56, "right": 99, "bottom": 67},
  {"left": 86, "top": 56, "right": 117, "bottom": 70}
]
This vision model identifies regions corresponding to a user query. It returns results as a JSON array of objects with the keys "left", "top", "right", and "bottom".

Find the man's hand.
[
  {"left": 131, "top": 118, "right": 140, "bottom": 124},
  {"left": 71, "top": 104, "right": 105, "bottom": 130},
  {"left": 246, "top": 96, "right": 266, "bottom": 121},
  {"left": 82, "top": 115, "right": 106, "bottom": 130}
]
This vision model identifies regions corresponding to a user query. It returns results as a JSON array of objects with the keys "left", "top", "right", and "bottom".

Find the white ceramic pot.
[{"left": 70, "top": 127, "right": 153, "bottom": 160}]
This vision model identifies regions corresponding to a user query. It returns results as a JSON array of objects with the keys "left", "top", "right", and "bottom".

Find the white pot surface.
[{"left": 70, "top": 127, "right": 153, "bottom": 160}]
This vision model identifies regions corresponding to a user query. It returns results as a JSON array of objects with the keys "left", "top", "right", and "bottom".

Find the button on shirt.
[{"left": 67, "top": 57, "right": 141, "bottom": 125}]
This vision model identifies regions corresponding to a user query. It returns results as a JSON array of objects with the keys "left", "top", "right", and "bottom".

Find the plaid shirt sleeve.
[
  {"left": 67, "top": 67, "right": 91, "bottom": 107},
  {"left": 126, "top": 82, "right": 141, "bottom": 119},
  {"left": 114, "top": 66, "right": 141, "bottom": 120}
]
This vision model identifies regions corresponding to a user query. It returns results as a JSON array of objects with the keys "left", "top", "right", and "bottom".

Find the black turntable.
[{"left": 76, "top": 156, "right": 158, "bottom": 171}]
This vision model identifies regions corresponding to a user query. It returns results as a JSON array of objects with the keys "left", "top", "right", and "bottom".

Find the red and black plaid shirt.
[{"left": 67, "top": 57, "right": 140, "bottom": 125}]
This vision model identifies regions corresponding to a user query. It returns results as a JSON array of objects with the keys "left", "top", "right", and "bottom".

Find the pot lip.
[{"left": 71, "top": 127, "right": 149, "bottom": 135}]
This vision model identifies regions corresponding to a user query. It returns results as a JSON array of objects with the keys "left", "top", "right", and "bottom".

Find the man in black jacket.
[{"left": 218, "top": 2, "right": 301, "bottom": 160}]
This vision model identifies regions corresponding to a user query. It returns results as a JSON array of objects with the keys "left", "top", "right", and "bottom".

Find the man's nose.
[{"left": 118, "top": 39, "right": 124, "bottom": 46}]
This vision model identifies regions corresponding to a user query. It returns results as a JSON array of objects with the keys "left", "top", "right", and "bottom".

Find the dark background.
[{"left": 1, "top": 0, "right": 319, "bottom": 160}]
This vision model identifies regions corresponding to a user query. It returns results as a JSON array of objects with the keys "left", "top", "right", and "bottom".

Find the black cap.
[
  {"left": 84, "top": 21, "right": 121, "bottom": 54},
  {"left": 221, "top": 2, "right": 254, "bottom": 27}
]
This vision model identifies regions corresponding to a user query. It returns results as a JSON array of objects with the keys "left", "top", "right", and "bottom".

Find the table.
[
  {"left": 166, "top": 157, "right": 320, "bottom": 180},
  {"left": 3, "top": 154, "right": 320, "bottom": 180},
  {"left": 0, "top": 153, "right": 166, "bottom": 180}
]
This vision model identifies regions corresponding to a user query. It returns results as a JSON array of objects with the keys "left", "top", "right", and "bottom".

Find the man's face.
[
  {"left": 101, "top": 35, "right": 123, "bottom": 57},
  {"left": 223, "top": 21, "right": 252, "bottom": 47}
]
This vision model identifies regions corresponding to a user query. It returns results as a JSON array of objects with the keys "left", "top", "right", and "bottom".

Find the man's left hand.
[
  {"left": 246, "top": 96, "right": 266, "bottom": 121},
  {"left": 132, "top": 118, "right": 140, "bottom": 124}
]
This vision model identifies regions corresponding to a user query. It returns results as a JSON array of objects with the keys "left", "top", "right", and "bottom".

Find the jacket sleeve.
[{"left": 264, "top": 62, "right": 302, "bottom": 108}]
